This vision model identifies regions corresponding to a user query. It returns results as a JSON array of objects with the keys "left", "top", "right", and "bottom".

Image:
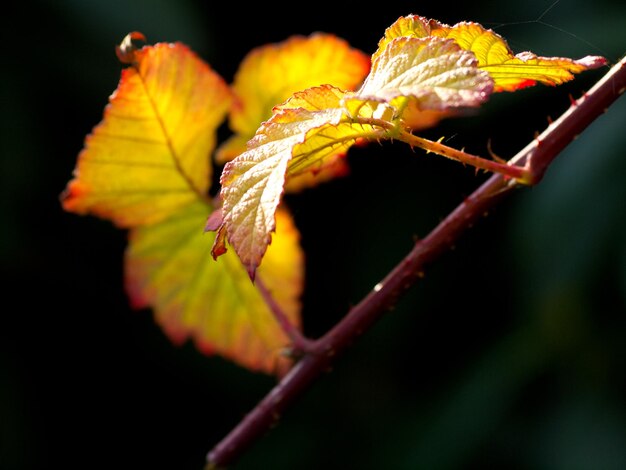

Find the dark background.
[{"left": 2, "top": 1, "right": 625, "bottom": 469}]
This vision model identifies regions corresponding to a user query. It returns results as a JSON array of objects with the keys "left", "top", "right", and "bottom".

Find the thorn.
[
  {"left": 486, "top": 139, "right": 506, "bottom": 163},
  {"left": 568, "top": 93, "right": 578, "bottom": 106},
  {"left": 546, "top": 115, "right": 553, "bottom": 124}
]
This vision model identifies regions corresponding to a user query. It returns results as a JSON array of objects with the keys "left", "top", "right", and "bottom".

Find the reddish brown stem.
[
  {"left": 396, "top": 132, "right": 531, "bottom": 183},
  {"left": 255, "top": 277, "right": 319, "bottom": 355},
  {"left": 206, "top": 55, "right": 626, "bottom": 469}
]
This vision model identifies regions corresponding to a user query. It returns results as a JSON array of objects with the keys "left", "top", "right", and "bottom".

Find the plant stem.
[
  {"left": 396, "top": 132, "right": 531, "bottom": 183},
  {"left": 255, "top": 277, "right": 319, "bottom": 356},
  {"left": 206, "top": 55, "right": 626, "bottom": 469}
]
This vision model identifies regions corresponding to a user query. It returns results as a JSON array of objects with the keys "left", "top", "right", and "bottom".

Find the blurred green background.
[{"left": 2, "top": 1, "right": 625, "bottom": 469}]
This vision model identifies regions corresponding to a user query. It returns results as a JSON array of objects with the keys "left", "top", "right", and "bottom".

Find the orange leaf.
[
  {"left": 62, "top": 34, "right": 306, "bottom": 375},
  {"left": 61, "top": 35, "right": 231, "bottom": 227},
  {"left": 215, "top": 33, "right": 370, "bottom": 164},
  {"left": 126, "top": 201, "right": 304, "bottom": 375}
]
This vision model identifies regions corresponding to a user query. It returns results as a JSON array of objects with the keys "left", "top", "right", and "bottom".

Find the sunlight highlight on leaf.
[
  {"left": 61, "top": 39, "right": 231, "bottom": 227},
  {"left": 356, "top": 36, "right": 493, "bottom": 111},
  {"left": 429, "top": 21, "right": 606, "bottom": 91},
  {"left": 126, "top": 200, "right": 303, "bottom": 375},
  {"left": 216, "top": 33, "right": 370, "bottom": 164},
  {"left": 61, "top": 34, "right": 305, "bottom": 375},
  {"left": 212, "top": 85, "right": 380, "bottom": 278},
  {"left": 372, "top": 14, "right": 431, "bottom": 62},
  {"left": 377, "top": 15, "right": 606, "bottom": 94}
]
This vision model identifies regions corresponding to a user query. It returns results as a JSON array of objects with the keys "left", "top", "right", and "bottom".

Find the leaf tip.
[
  {"left": 209, "top": 224, "right": 228, "bottom": 261},
  {"left": 576, "top": 55, "right": 608, "bottom": 70},
  {"left": 204, "top": 208, "right": 223, "bottom": 232},
  {"left": 59, "top": 180, "right": 83, "bottom": 213},
  {"left": 247, "top": 265, "right": 257, "bottom": 284}
]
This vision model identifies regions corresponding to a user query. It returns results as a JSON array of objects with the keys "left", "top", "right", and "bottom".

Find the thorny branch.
[{"left": 206, "top": 55, "right": 626, "bottom": 469}]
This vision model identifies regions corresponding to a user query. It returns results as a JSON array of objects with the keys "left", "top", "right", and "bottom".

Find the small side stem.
[
  {"left": 396, "top": 131, "right": 531, "bottom": 183},
  {"left": 255, "top": 277, "right": 319, "bottom": 356}
]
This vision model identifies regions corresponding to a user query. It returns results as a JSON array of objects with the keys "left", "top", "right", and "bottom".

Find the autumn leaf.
[
  {"left": 216, "top": 33, "right": 370, "bottom": 163},
  {"left": 377, "top": 15, "right": 606, "bottom": 93},
  {"left": 213, "top": 35, "right": 494, "bottom": 279},
  {"left": 213, "top": 34, "right": 490, "bottom": 277},
  {"left": 429, "top": 21, "right": 606, "bottom": 91},
  {"left": 354, "top": 36, "right": 493, "bottom": 110},
  {"left": 126, "top": 201, "right": 303, "bottom": 374},
  {"left": 214, "top": 15, "right": 604, "bottom": 279},
  {"left": 61, "top": 37, "right": 231, "bottom": 227},
  {"left": 212, "top": 85, "right": 381, "bottom": 278},
  {"left": 372, "top": 14, "right": 432, "bottom": 62},
  {"left": 370, "top": 14, "right": 605, "bottom": 127},
  {"left": 61, "top": 33, "right": 305, "bottom": 375}
]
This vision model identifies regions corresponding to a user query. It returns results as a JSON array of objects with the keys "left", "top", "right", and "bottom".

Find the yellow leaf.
[
  {"left": 372, "top": 14, "right": 431, "bottom": 62},
  {"left": 369, "top": 14, "right": 605, "bottom": 124},
  {"left": 213, "top": 85, "right": 379, "bottom": 278},
  {"left": 428, "top": 20, "right": 606, "bottom": 92},
  {"left": 126, "top": 200, "right": 303, "bottom": 375},
  {"left": 61, "top": 37, "right": 231, "bottom": 227},
  {"left": 215, "top": 33, "right": 370, "bottom": 164},
  {"left": 62, "top": 34, "right": 306, "bottom": 375}
]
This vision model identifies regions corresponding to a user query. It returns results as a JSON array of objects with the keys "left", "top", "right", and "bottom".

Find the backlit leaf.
[
  {"left": 216, "top": 33, "right": 370, "bottom": 163},
  {"left": 369, "top": 17, "right": 489, "bottom": 129},
  {"left": 126, "top": 201, "right": 303, "bottom": 374},
  {"left": 356, "top": 36, "right": 493, "bottom": 111},
  {"left": 376, "top": 15, "right": 606, "bottom": 93},
  {"left": 372, "top": 14, "right": 431, "bottom": 62},
  {"left": 214, "top": 15, "right": 605, "bottom": 278},
  {"left": 61, "top": 34, "right": 305, "bottom": 375},
  {"left": 61, "top": 39, "right": 231, "bottom": 227},
  {"left": 369, "top": 14, "right": 604, "bottom": 127},
  {"left": 429, "top": 21, "right": 606, "bottom": 91},
  {"left": 212, "top": 85, "right": 380, "bottom": 278}
]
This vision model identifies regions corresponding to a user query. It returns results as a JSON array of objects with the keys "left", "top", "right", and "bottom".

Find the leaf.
[
  {"left": 368, "top": 16, "right": 490, "bottom": 129},
  {"left": 429, "top": 21, "right": 606, "bottom": 91},
  {"left": 372, "top": 14, "right": 432, "bottom": 62},
  {"left": 215, "top": 33, "right": 370, "bottom": 164},
  {"left": 212, "top": 85, "right": 379, "bottom": 278},
  {"left": 212, "top": 33, "right": 492, "bottom": 277},
  {"left": 376, "top": 15, "right": 606, "bottom": 93},
  {"left": 61, "top": 34, "right": 305, "bottom": 375},
  {"left": 355, "top": 36, "right": 493, "bottom": 111},
  {"left": 367, "top": 14, "right": 605, "bottom": 127},
  {"left": 213, "top": 15, "right": 605, "bottom": 278},
  {"left": 61, "top": 37, "right": 232, "bottom": 227},
  {"left": 126, "top": 201, "right": 303, "bottom": 375}
]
